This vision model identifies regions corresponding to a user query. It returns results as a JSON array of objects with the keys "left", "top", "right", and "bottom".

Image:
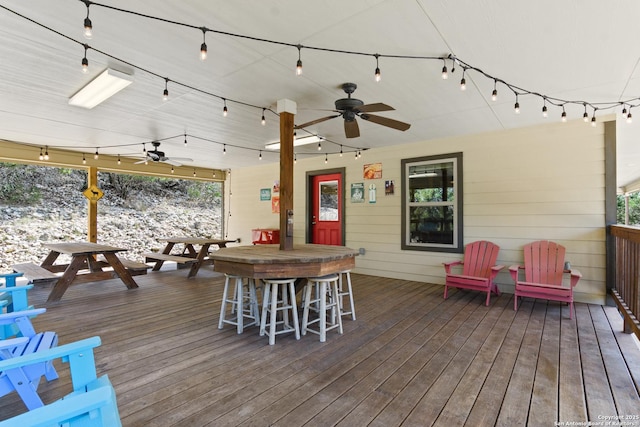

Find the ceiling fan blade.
[
  {"left": 344, "top": 119, "right": 360, "bottom": 138},
  {"left": 133, "top": 159, "right": 147, "bottom": 165},
  {"left": 356, "top": 103, "right": 394, "bottom": 113},
  {"left": 169, "top": 157, "right": 193, "bottom": 162},
  {"left": 360, "top": 113, "right": 411, "bottom": 131},
  {"left": 295, "top": 114, "right": 341, "bottom": 129},
  {"left": 162, "top": 159, "right": 183, "bottom": 167}
]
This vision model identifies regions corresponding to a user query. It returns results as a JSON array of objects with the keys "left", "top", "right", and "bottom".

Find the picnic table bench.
[{"left": 11, "top": 263, "right": 58, "bottom": 286}]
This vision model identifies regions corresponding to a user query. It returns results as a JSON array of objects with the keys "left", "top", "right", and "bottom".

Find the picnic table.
[
  {"left": 40, "top": 242, "right": 145, "bottom": 302},
  {"left": 144, "top": 237, "right": 235, "bottom": 278}
]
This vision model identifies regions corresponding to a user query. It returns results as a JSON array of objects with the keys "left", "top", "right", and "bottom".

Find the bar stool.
[
  {"left": 338, "top": 270, "right": 356, "bottom": 320},
  {"left": 260, "top": 278, "right": 300, "bottom": 345},
  {"left": 218, "top": 274, "right": 260, "bottom": 334},
  {"left": 302, "top": 274, "right": 343, "bottom": 342}
]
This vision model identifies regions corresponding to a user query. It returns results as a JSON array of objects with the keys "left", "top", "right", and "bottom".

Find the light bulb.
[
  {"left": 83, "top": 17, "right": 92, "bottom": 39},
  {"left": 375, "top": 67, "right": 381, "bottom": 82},
  {"left": 514, "top": 102, "right": 520, "bottom": 114},
  {"left": 561, "top": 109, "right": 567, "bottom": 123},
  {"left": 296, "top": 59, "right": 303, "bottom": 76},
  {"left": 171, "top": 166, "right": 174, "bottom": 174},
  {"left": 583, "top": 112, "right": 589, "bottom": 122},
  {"left": 117, "top": 155, "right": 121, "bottom": 165},
  {"left": 261, "top": 109, "right": 266, "bottom": 125},
  {"left": 82, "top": 154, "right": 87, "bottom": 165},
  {"left": 325, "top": 154, "right": 328, "bottom": 164},
  {"left": 591, "top": 116, "right": 597, "bottom": 127},
  {"left": 200, "top": 42, "right": 207, "bottom": 61},
  {"left": 317, "top": 142, "right": 322, "bottom": 151},
  {"left": 163, "top": 88, "right": 169, "bottom": 101},
  {"left": 627, "top": 112, "right": 633, "bottom": 123},
  {"left": 82, "top": 56, "right": 88, "bottom": 73},
  {"left": 542, "top": 105, "right": 548, "bottom": 118},
  {"left": 223, "top": 105, "right": 228, "bottom": 117},
  {"left": 441, "top": 65, "right": 448, "bottom": 80},
  {"left": 460, "top": 77, "right": 466, "bottom": 91},
  {"left": 223, "top": 144, "right": 226, "bottom": 155},
  {"left": 94, "top": 150, "right": 99, "bottom": 160},
  {"left": 491, "top": 89, "right": 497, "bottom": 101},
  {"left": 259, "top": 151, "right": 262, "bottom": 160},
  {"left": 38, "top": 148, "right": 43, "bottom": 161}
]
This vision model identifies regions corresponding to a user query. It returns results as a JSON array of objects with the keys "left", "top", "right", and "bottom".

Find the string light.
[
  {"left": 94, "top": 148, "right": 99, "bottom": 160},
  {"left": 358, "top": 150, "right": 362, "bottom": 158},
  {"left": 222, "top": 98, "right": 228, "bottom": 117},
  {"left": 81, "top": 44, "right": 89, "bottom": 73},
  {"left": 622, "top": 104, "right": 628, "bottom": 118},
  {"left": 38, "top": 147, "right": 43, "bottom": 161},
  {"left": 317, "top": 140, "right": 322, "bottom": 151},
  {"left": 542, "top": 98, "right": 548, "bottom": 118},
  {"left": 223, "top": 144, "right": 226, "bottom": 155},
  {"left": 441, "top": 59, "right": 448, "bottom": 80},
  {"left": 583, "top": 104, "right": 589, "bottom": 122},
  {"left": 324, "top": 153, "right": 328, "bottom": 164},
  {"left": 13, "top": 3, "right": 635, "bottom": 134},
  {"left": 184, "top": 134, "right": 188, "bottom": 145},
  {"left": 514, "top": 94, "right": 520, "bottom": 114},
  {"left": 200, "top": 28, "right": 207, "bottom": 61},
  {"left": 171, "top": 166, "right": 174, "bottom": 173},
  {"left": 561, "top": 105, "right": 567, "bottom": 122},
  {"left": 163, "top": 78, "right": 169, "bottom": 101},
  {"left": 354, "top": 151, "right": 358, "bottom": 160},
  {"left": 82, "top": 0, "right": 92, "bottom": 39},
  {"left": 44, "top": 146, "right": 49, "bottom": 160},
  {"left": 259, "top": 150, "right": 262, "bottom": 160},
  {"left": 340, "top": 145, "right": 343, "bottom": 157},
  {"left": 261, "top": 108, "right": 266, "bottom": 125},
  {"left": 82, "top": 153, "right": 87, "bottom": 165},
  {"left": 193, "top": 169, "right": 196, "bottom": 177},
  {"left": 491, "top": 80, "right": 498, "bottom": 101},
  {"left": 591, "top": 110, "right": 597, "bottom": 127},
  {"left": 374, "top": 54, "right": 381, "bottom": 82},
  {"left": 627, "top": 108, "right": 633, "bottom": 124},
  {"left": 296, "top": 44, "right": 303, "bottom": 76},
  {"left": 117, "top": 154, "right": 121, "bottom": 165},
  {"left": 460, "top": 68, "right": 466, "bottom": 91},
  {"left": 142, "top": 143, "right": 146, "bottom": 153},
  {"left": 294, "top": 153, "right": 297, "bottom": 164}
]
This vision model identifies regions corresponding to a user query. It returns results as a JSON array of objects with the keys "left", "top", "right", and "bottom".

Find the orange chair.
[
  {"left": 443, "top": 241, "right": 504, "bottom": 306},
  {"left": 510, "top": 240, "right": 582, "bottom": 319}
]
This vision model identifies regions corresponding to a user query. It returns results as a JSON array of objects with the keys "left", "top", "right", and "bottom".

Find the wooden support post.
[
  {"left": 278, "top": 99, "right": 296, "bottom": 251},
  {"left": 87, "top": 166, "right": 98, "bottom": 243}
]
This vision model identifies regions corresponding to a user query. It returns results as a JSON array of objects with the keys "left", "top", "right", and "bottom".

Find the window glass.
[{"left": 401, "top": 153, "right": 462, "bottom": 252}]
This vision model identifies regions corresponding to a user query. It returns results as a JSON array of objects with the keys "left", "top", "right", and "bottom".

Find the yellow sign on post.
[{"left": 82, "top": 185, "right": 104, "bottom": 202}]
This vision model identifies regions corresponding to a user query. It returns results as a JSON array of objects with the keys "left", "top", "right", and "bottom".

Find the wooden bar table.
[
  {"left": 210, "top": 244, "right": 358, "bottom": 279},
  {"left": 41, "top": 242, "right": 139, "bottom": 302}
]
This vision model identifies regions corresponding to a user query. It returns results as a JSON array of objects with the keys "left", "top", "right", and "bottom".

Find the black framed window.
[{"left": 401, "top": 152, "right": 463, "bottom": 252}]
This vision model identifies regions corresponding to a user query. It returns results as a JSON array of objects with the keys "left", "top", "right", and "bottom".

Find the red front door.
[{"left": 311, "top": 173, "right": 343, "bottom": 245}]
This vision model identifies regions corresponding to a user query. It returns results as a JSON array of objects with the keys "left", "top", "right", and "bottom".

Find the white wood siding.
[{"left": 226, "top": 119, "right": 607, "bottom": 304}]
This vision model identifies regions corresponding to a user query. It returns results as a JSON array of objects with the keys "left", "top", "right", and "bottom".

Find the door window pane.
[{"left": 319, "top": 180, "right": 339, "bottom": 221}]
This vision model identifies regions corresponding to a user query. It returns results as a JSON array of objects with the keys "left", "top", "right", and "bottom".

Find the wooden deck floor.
[{"left": 1, "top": 267, "right": 639, "bottom": 426}]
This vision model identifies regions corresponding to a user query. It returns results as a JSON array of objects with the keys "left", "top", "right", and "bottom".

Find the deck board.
[{"left": 0, "top": 268, "right": 638, "bottom": 426}]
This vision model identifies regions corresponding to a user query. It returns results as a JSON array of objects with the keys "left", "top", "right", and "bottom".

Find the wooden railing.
[{"left": 610, "top": 225, "right": 640, "bottom": 339}]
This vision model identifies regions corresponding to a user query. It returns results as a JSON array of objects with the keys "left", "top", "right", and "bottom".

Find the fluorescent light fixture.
[
  {"left": 410, "top": 171, "right": 438, "bottom": 178},
  {"left": 265, "top": 134, "right": 322, "bottom": 150},
  {"left": 69, "top": 68, "right": 133, "bottom": 109}
]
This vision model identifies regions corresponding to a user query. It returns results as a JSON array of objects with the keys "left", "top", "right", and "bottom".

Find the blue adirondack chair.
[
  {"left": 0, "top": 272, "right": 35, "bottom": 339},
  {"left": 0, "top": 308, "right": 58, "bottom": 410},
  {"left": 0, "top": 336, "right": 121, "bottom": 427}
]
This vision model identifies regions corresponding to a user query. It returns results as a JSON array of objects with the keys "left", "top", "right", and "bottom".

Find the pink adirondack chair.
[
  {"left": 510, "top": 240, "right": 582, "bottom": 319},
  {"left": 443, "top": 241, "right": 504, "bottom": 306}
]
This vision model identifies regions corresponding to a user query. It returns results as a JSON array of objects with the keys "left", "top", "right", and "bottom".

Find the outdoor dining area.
[{"left": 0, "top": 263, "right": 638, "bottom": 426}]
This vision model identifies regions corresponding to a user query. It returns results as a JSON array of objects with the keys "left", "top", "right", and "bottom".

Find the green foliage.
[
  {"left": 0, "top": 163, "right": 43, "bottom": 205},
  {"left": 617, "top": 193, "right": 640, "bottom": 225},
  {"left": 186, "top": 181, "right": 222, "bottom": 205}
]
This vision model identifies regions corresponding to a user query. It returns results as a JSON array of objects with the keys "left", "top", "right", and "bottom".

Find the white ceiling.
[{"left": 2, "top": 0, "right": 640, "bottom": 188}]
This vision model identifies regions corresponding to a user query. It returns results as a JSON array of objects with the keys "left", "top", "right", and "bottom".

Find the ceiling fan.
[
  {"left": 295, "top": 83, "right": 411, "bottom": 138},
  {"left": 134, "top": 141, "right": 193, "bottom": 167}
]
